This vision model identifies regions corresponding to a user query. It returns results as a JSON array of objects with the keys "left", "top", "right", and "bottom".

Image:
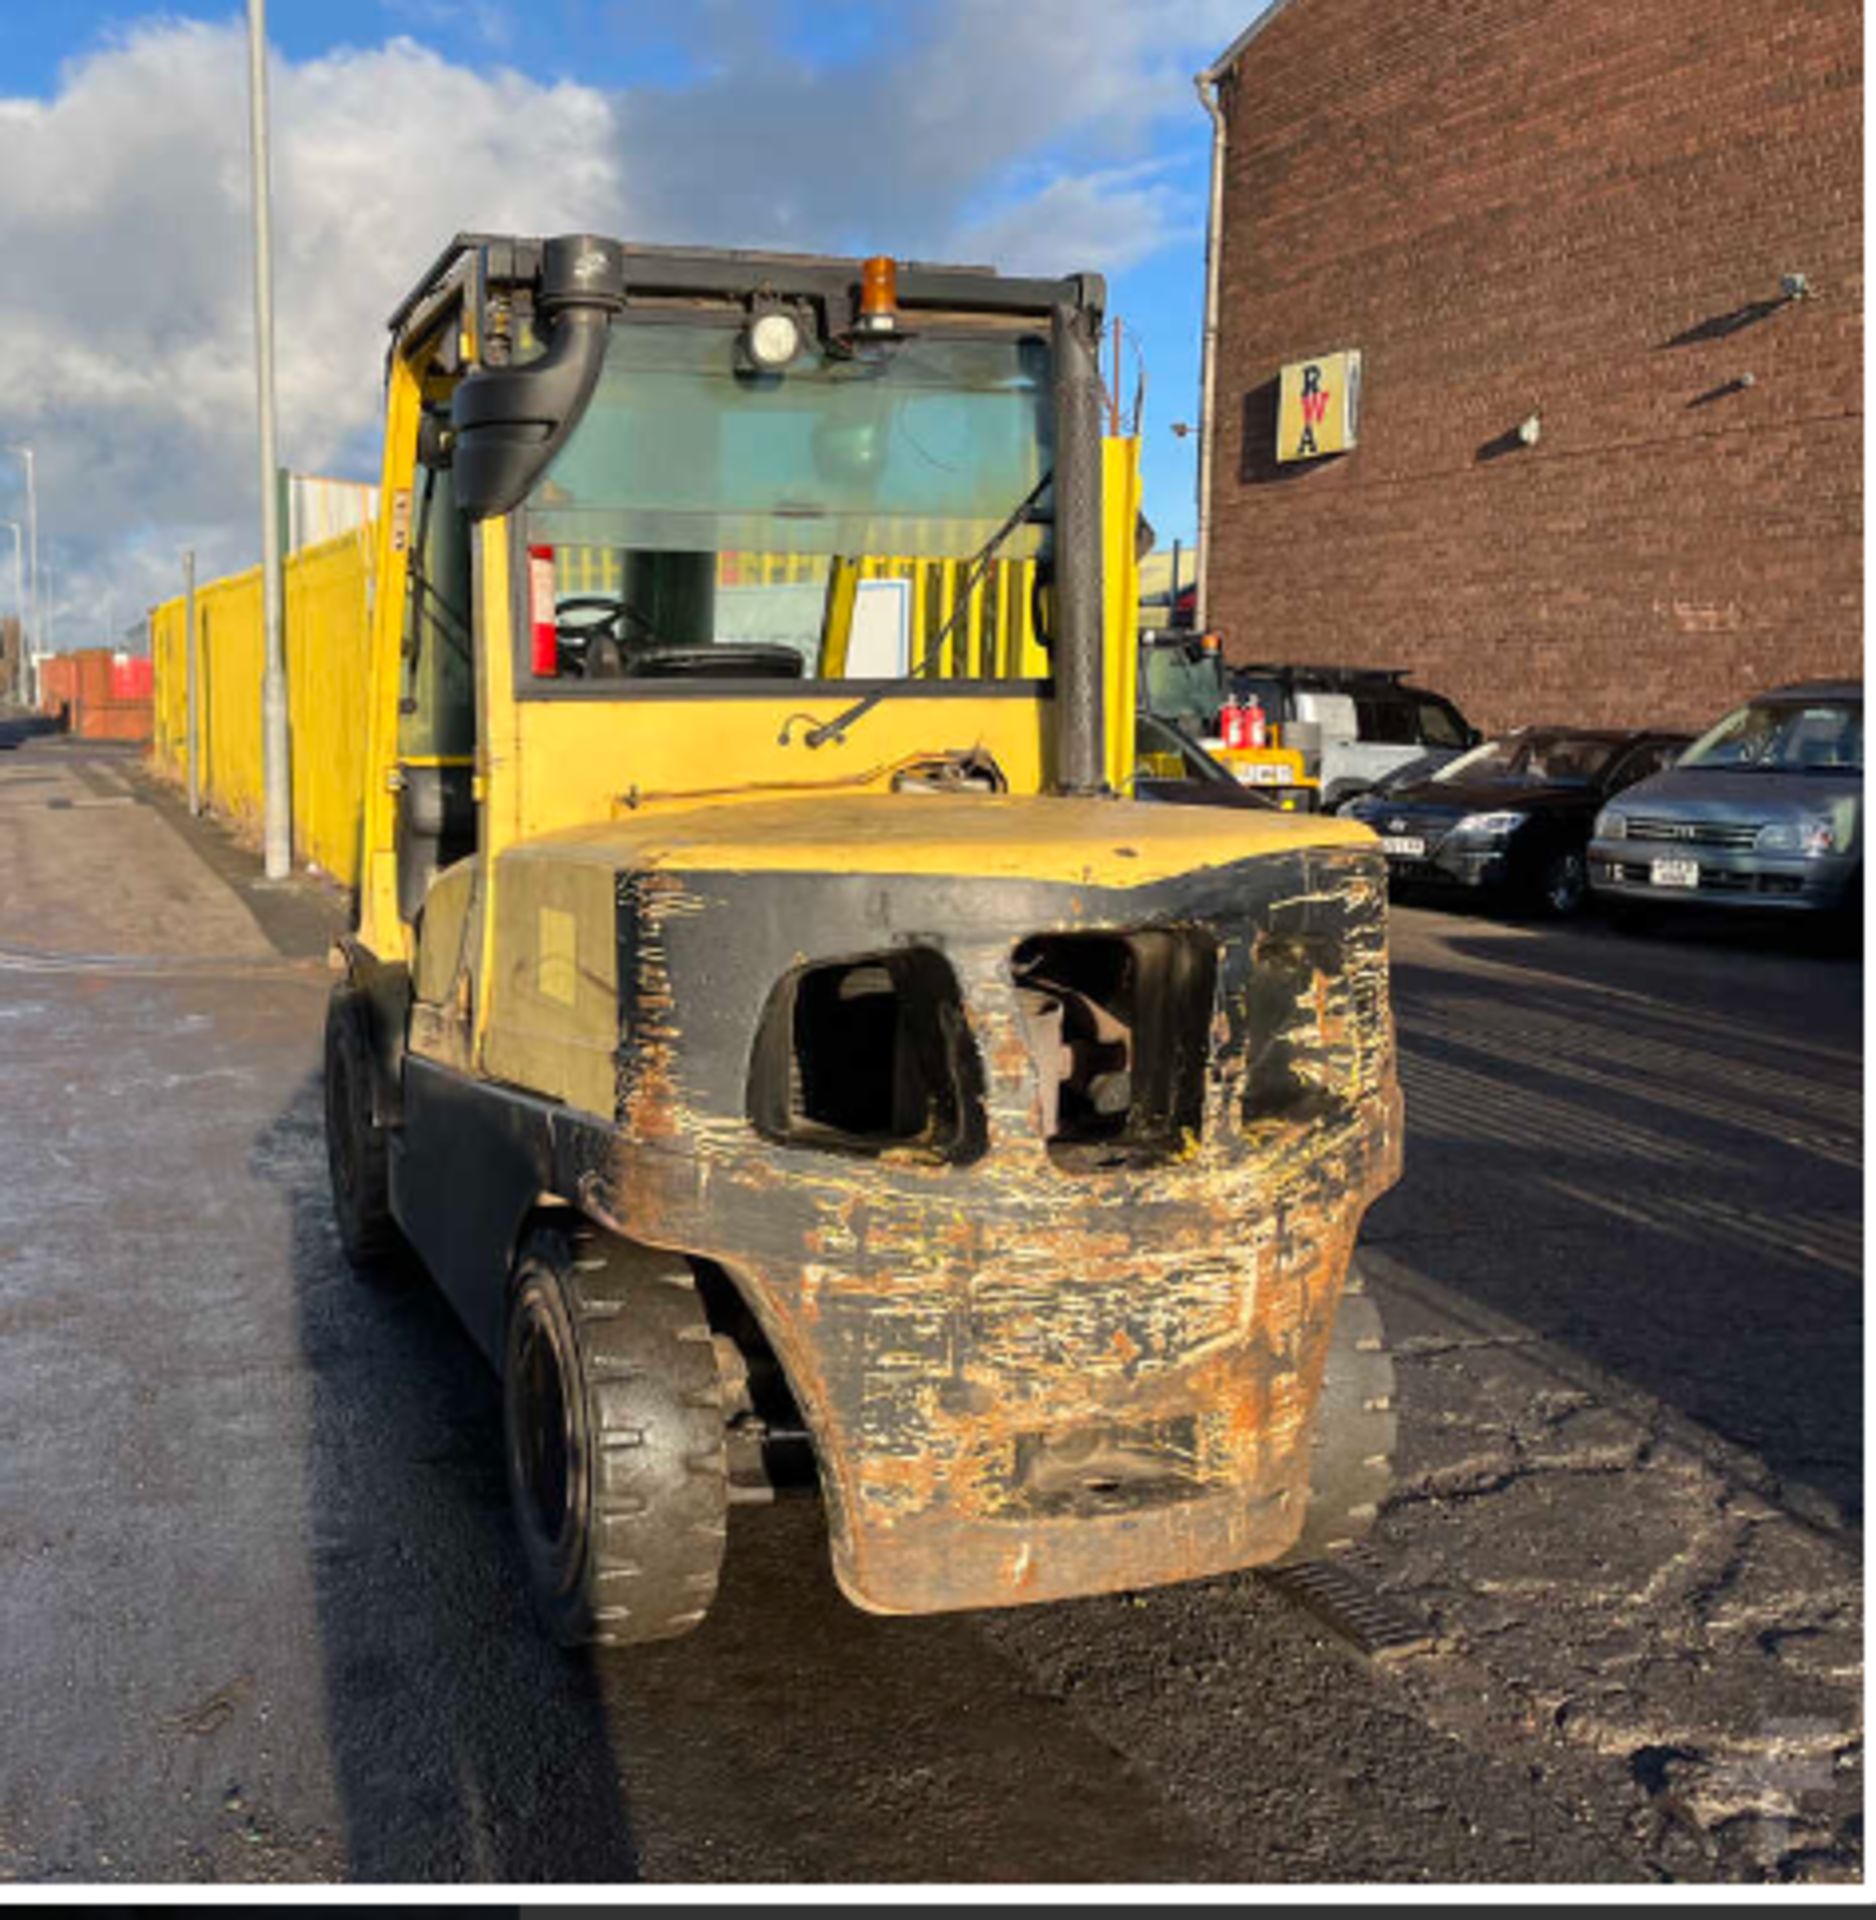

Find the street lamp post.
[
  {"left": 3, "top": 443, "right": 38, "bottom": 706},
  {"left": 1, "top": 518, "right": 24, "bottom": 706},
  {"left": 246, "top": 0, "right": 291, "bottom": 880}
]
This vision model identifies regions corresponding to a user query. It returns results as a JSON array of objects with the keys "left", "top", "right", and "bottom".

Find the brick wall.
[{"left": 1204, "top": 0, "right": 1862, "bottom": 733}]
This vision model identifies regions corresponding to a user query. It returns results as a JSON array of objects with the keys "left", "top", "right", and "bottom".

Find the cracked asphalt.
[{"left": 0, "top": 740, "right": 1861, "bottom": 1885}]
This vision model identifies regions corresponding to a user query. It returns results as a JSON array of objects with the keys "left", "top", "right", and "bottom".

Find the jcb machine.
[
  {"left": 1137, "top": 627, "right": 1318, "bottom": 810},
  {"left": 325, "top": 232, "right": 1402, "bottom": 1646}
]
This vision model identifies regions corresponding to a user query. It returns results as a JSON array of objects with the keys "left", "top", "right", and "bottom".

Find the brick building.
[{"left": 1198, "top": 0, "right": 1862, "bottom": 732}]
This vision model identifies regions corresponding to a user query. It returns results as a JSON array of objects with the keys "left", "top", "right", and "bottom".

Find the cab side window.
[
  {"left": 395, "top": 449, "right": 478, "bottom": 922},
  {"left": 1356, "top": 692, "right": 1417, "bottom": 745},
  {"left": 1417, "top": 700, "right": 1467, "bottom": 750},
  {"left": 400, "top": 456, "right": 475, "bottom": 761}
]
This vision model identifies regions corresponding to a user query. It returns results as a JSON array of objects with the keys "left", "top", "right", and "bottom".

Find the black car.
[{"left": 1346, "top": 727, "right": 1689, "bottom": 915}]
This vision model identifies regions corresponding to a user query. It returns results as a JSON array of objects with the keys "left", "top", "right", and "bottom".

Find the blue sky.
[{"left": 0, "top": 1, "right": 1257, "bottom": 634}]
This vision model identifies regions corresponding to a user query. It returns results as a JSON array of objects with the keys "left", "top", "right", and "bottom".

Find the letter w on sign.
[{"left": 1300, "top": 389, "right": 1331, "bottom": 426}]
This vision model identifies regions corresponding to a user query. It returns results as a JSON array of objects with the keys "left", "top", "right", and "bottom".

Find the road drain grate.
[{"left": 1260, "top": 1558, "right": 1435, "bottom": 1661}]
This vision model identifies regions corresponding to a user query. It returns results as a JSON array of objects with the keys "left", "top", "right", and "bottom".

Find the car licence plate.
[
  {"left": 1649, "top": 857, "right": 1700, "bottom": 890},
  {"left": 1382, "top": 836, "right": 1425, "bottom": 858}
]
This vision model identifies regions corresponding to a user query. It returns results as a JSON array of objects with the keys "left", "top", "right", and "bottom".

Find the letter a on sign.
[{"left": 1277, "top": 349, "right": 1362, "bottom": 462}]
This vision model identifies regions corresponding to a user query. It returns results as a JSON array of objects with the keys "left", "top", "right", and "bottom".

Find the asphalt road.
[{"left": 0, "top": 742, "right": 1860, "bottom": 1884}]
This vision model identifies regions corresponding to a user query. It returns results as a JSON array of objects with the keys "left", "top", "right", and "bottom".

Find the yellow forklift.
[{"left": 324, "top": 233, "right": 1400, "bottom": 1645}]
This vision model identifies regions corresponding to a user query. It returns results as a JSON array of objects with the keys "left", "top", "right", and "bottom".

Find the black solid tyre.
[
  {"left": 1275, "top": 1264, "right": 1395, "bottom": 1565},
  {"left": 503, "top": 1225, "right": 728, "bottom": 1649},
  {"left": 323, "top": 987, "right": 407, "bottom": 1276}
]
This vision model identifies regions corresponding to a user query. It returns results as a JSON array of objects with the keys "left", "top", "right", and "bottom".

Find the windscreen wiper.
[{"left": 787, "top": 468, "right": 1054, "bottom": 750}]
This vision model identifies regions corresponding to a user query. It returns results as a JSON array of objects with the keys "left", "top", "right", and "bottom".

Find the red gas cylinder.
[
  {"left": 1243, "top": 696, "right": 1268, "bottom": 750},
  {"left": 1219, "top": 698, "right": 1246, "bottom": 749}
]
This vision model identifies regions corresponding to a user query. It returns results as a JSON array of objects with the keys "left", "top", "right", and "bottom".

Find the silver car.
[{"left": 1588, "top": 680, "right": 1862, "bottom": 920}]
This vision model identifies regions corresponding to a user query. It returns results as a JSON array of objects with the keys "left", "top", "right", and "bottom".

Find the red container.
[
  {"left": 38, "top": 655, "right": 77, "bottom": 722},
  {"left": 80, "top": 703, "right": 152, "bottom": 744},
  {"left": 110, "top": 657, "right": 154, "bottom": 702},
  {"left": 36, "top": 649, "right": 151, "bottom": 742}
]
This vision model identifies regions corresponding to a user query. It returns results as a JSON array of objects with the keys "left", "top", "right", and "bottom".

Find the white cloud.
[
  {"left": 0, "top": 3, "right": 1255, "bottom": 642},
  {"left": 954, "top": 162, "right": 1196, "bottom": 278},
  {"left": 0, "top": 19, "right": 627, "bottom": 638}
]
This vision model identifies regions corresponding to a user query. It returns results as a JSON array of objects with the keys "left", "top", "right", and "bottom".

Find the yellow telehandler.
[{"left": 324, "top": 232, "right": 1401, "bottom": 1645}]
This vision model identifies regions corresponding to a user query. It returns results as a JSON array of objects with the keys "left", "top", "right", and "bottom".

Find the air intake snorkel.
[{"left": 452, "top": 234, "right": 626, "bottom": 520}]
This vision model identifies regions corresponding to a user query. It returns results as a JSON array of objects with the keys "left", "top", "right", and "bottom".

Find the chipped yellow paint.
[{"left": 502, "top": 790, "right": 1376, "bottom": 891}]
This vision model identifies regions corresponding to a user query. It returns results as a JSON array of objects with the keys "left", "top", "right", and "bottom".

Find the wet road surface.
[{"left": 0, "top": 742, "right": 1859, "bottom": 1882}]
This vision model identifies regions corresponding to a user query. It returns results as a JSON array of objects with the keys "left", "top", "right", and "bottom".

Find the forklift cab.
[{"left": 351, "top": 234, "right": 1141, "bottom": 1095}]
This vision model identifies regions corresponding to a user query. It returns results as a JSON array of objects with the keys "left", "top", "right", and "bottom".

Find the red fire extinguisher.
[
  {"left": 1244, "top": 694, "right": 1268, "bottom": 750},
  {"left": 1219, "top": 696, "right": 1246, "bottom": 749}
]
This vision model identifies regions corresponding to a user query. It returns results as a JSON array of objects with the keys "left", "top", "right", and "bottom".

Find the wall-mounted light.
[
  {"left": 1516, "top": 412, "right": 1542, "bottom": 447},
  {"left": 1780, "top": 272, "right": 1810, "bottom": 302}
]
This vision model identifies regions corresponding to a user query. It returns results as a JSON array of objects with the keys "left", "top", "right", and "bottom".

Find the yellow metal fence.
[
  {"left": 152, "top": 524, "right": 377, "bottom": 886},
  {"left": 552, "top": 547, "right": 1043, "bottom": 679}
]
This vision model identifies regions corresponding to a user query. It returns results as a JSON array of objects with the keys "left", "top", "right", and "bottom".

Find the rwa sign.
[{"left": 1276, "top": 349, "right": 1362, "bottom": 462}]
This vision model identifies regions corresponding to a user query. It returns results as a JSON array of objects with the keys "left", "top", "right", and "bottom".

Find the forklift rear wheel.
[
  {"left": 323, "top": 987, "right": 408, "bottom": 1277},
  {"left": 1275, "top": 1263, "right": 1395, "bottom": 1565},
  {"left": 503, "top": 1225, "right": 728, "bottom": 1649}
]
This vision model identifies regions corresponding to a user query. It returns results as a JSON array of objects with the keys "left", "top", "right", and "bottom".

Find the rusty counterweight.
[{"left": 583, "top": 843, "right": 1402, "bottom": 1615}]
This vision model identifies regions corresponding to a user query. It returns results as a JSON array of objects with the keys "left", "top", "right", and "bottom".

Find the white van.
[{"left": 1234, "top": 667, "right": 1479, "bottom": 811}]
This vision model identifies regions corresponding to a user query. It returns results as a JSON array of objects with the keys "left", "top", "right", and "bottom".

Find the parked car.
[
  {"left": 1230, "top": 664, "right": 1479, "bottom": 811},
  {"left": 1347, "top": 727, "right": 1689, "bottom": 916},
  {"left": 1588, "top": 680, "right": 1862, "bottom": 924},
  {"left": 1327, "top": 747, "right": 1445, "bottom": 813}
]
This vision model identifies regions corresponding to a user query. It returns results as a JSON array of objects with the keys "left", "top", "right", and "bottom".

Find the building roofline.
[{"left": 1200, "top": 0, "right": 1304, "bottom": 83}]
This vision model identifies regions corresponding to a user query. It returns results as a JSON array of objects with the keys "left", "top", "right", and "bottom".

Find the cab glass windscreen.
[{"left": 520, "top": 321, "right": 1053, "bottom": 684}]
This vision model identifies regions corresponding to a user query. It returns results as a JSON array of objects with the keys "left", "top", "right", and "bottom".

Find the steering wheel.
[
  {"left": 554, "top": 595, "right": 626, "bottom": 640},
  {"left": 553, "top": 595, "right": 642, "bottom": 678}
]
